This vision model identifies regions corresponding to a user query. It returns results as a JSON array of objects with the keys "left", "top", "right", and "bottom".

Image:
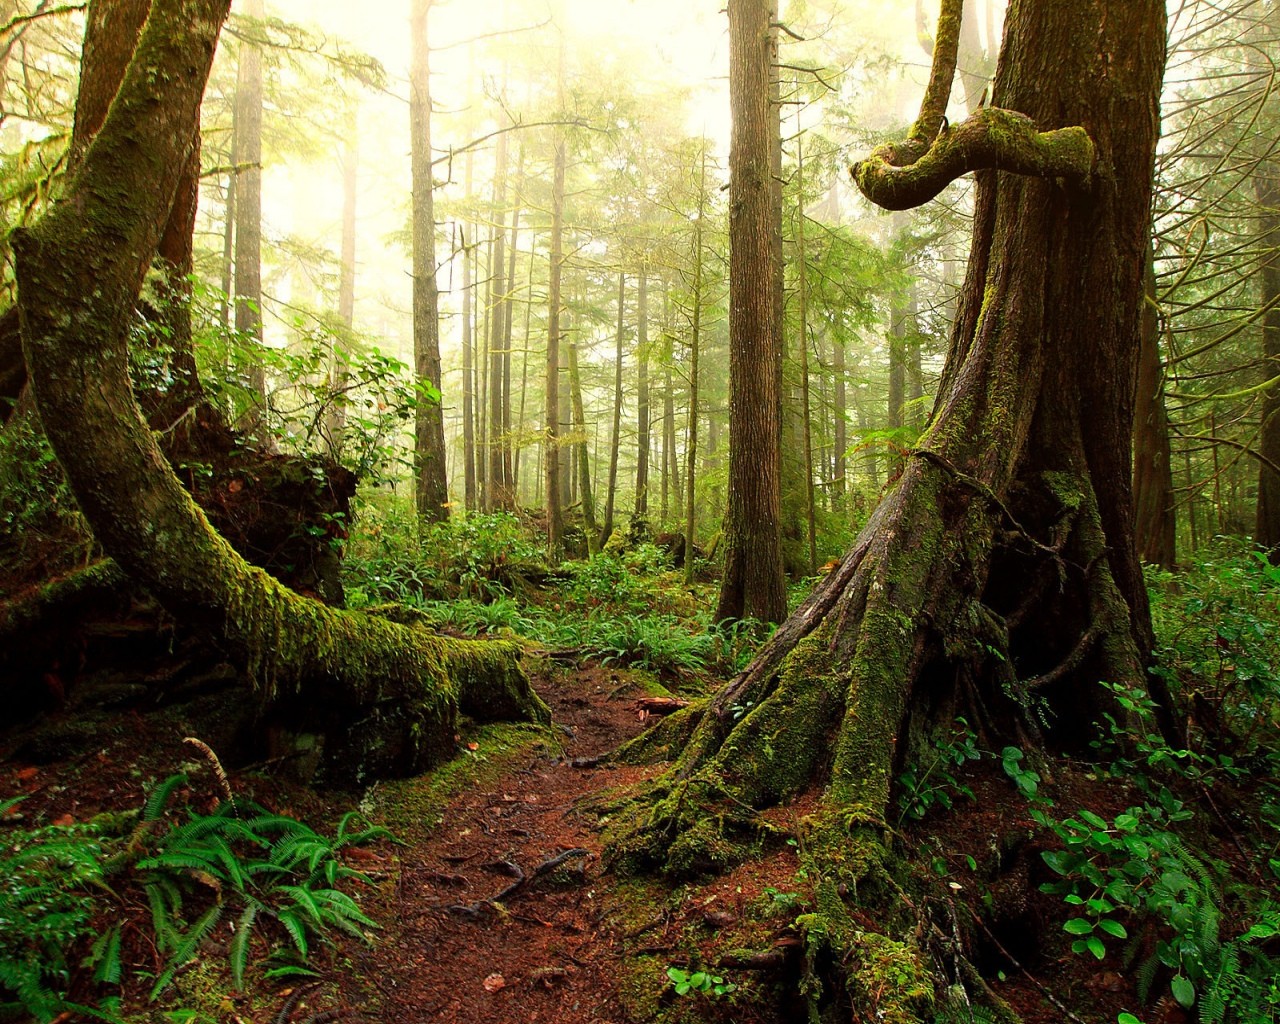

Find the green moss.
[
  {"left": 612, "top": 699, "right": 710, "bottom": 765},
  {"left": 846, "top": 931, "right": 935, "bottom": 1024},
  {"left": 367, "top": 721, "right": 550, "bottom": 843}
]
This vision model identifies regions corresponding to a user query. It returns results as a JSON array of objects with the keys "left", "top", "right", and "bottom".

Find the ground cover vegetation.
[{"left": 2, "top": 0, "right": 1280, "bottom": 1021}]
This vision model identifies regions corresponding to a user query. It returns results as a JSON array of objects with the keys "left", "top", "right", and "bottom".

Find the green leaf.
[
  {"left": 1169, "top": 974, "right": 1195, "bottom": 1008},
  {"left": 1064, "top": 918, "right": 1094, "bottom": 935},
  {"left": 1098, "top": 919, "right": 1127, "bottom": 939},
  {"left": 1085, "top": 935, "right": 1106, "bottom": 959},
  {"left": 1117, "top": 1014, "right": 1143, "bottom": 1024}
]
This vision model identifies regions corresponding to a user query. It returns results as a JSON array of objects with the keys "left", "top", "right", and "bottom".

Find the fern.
[
  {"left": 230, "top": 902, "right": 259, "bottom": 990},
  {"left": 148, "top": 903, "right": 224, "bottom": 1000},
  {"left": 142, "top": 774, "right": 188, "bottom": 823}
]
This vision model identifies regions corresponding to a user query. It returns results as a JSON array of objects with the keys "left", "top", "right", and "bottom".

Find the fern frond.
[
  {"left": 230, "top": 902, "right": 259, "bottom": 990},
  {"left": 148, "top": 903, "right": 223, "bottom": 1000},
  {"left": 142, "top": 774, "right": 188, "bottom": 823},
  {"left": 274, "top": 908, "right": 309, "bottom": 958},
  {"left": 182, "top": 737, "right": 233, "bottom": 806},
  {"left": 1136, "top": 950, "right": 1161, "bottom": 1004}
]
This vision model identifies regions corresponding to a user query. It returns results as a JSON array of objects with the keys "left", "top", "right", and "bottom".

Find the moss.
[
  {"left": 612, "top": 699, "right": 710, "bottom": 765},
  {"left": 846, "top": 931, "right": 935, "bottom": 1024},
  {"left": 367, "top": 721, "right": 550, "bottom": 843}
]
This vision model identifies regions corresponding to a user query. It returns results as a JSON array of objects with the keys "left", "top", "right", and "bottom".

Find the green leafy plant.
[
  {"left": 999, "top": 746, "right": 1042, "bottom": 801},
  {"left": 0, "top": 769, "right": 391, "bottom": 1021},
  {"left": 665, "top": 966, "right": 736, "bottom": 999},
  {"left": 896, "top": 718, "right": 982, "bottom": 822},
  {"left": 0, "top": 798, "right": 117, "bottom": 1023}
]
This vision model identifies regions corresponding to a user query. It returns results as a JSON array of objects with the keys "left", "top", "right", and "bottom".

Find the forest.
[{"left": 1, "top": 0, "right": 1279, "bottom": 1022}]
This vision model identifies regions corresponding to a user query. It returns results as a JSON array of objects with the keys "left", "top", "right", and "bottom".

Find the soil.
[{"left": 0, "top": 654, "right": 1215, "bottom": 1024}]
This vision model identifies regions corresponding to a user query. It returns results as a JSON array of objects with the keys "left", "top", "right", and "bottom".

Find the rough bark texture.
[
  {"left": 1255, "top": 162, "right": 1280, "bottom": 555},
  {"left": 716, "top": 0, "right": 786, "bottom": 624},
  {"left": 614, "top": 0, "right": 1172, "bottom": 914},
  {"left": 14, "top": 0, "right": 547, "bottom": 785},
  {"left": 1134, "top": 249, "right": 1177, "bottom": 568},
  {"left": 410, "top": 0, "right": 450, "bottom": 523}
]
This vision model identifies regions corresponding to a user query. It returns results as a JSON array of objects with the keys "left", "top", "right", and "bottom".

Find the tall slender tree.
[
  {"left": 717, "top": 0, "right": 786, "bottom": 623},
  {"left": 233, "top": 0, "right": 266, "bottom": 433},
  {"left": 409, "top": 0, "right": 449, "bottom": 522}
]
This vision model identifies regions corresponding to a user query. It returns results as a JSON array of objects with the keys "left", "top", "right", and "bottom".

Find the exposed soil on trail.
[{"left": 352, "top": 667, "right": 661, "bottom": 1024}]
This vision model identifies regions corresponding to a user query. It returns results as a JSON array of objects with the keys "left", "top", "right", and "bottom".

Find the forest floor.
[{"left": 1, "top": 652, "right": 1201, "bottom": 1024}]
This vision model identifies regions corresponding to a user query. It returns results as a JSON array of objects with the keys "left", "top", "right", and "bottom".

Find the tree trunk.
[
  {"left": 833, "top": 331, "right": 847, "bottom": 505},
  {"left": 544, "top": 119, "right": 566, "bottom": 557},
  {"left": 684, "top": 147, "right": 708, "bottom": 585},
  {"left": 461, "top": 160, "right": 477, "bottom": 510},
  {"left": 16, "top": 0, "right": 546, "bottom": 785},
  {"left": 567, "top": 336, "right": 598, "bottom": 554},
  {"left": 634, "top": 267, "right": 650, "bottom": 525},
  {"left": 1133, "top": 248, "right": 1177, "bottom": 568},
  {"left": 410, "top": 0, "right": 449, "bottom": 523},
  {"left": 615, "top": 0, "right": 1172, "bottom": 907},
  {"left": 233, "top": 0, "right": 266, "bottom": 433},
  {"left": 601, "top": 271, "right": 625, "bottom": 548},
  {"left": 325, "top": 100, "right": 359, "bottom": 459},
  {"left": 487, "top": 128, "right": 511, "bottom": 511},
  {"left": 716, "top": 0, "right": 786, "bottom": 624},
  {"left": 1254, "top": 161, "right": 1280, "bottom": 555}
]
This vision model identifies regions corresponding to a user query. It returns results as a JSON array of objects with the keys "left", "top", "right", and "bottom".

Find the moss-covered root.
[{"left": 796, "top": 878, "right": 934, "bottom": 1024}]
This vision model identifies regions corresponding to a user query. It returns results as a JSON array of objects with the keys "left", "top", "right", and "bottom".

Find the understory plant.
[{"left": 0, "top": 762, "right": 390, "bottom": 1021}]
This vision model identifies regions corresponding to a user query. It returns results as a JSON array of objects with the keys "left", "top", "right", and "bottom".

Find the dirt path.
[{"left": 352, "top": 667, "right": 661, "bottom": 1024}]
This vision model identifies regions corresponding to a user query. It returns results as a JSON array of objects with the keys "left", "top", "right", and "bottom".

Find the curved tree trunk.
[
  {"left": 15, "top": 0, "right": 547, "bottom": 785},
  {"left": 614, "top": 0, "right": 1173, "bottom": 886}
]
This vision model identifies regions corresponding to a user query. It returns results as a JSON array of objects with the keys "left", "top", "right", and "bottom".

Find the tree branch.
[
  {"left": 852, "top": 107, "right": 1095, "bottom": 211},
  {"left": 851, "top": 0, "right": 1094, "bottom": 212}
]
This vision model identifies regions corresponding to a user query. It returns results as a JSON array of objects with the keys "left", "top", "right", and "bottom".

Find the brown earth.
[{"left": 0, "top": 654, "right": 1207, "bottom": 1024}]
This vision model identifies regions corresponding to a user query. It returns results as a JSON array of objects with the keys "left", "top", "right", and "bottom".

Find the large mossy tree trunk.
[
  {"left": 614, "top": 0, "right": 1173, "bottom": 882},
  {"left": 13, "top": 0, "right": 548, "bottom": 785}
]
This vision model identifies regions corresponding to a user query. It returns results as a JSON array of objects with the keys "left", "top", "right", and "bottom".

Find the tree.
[
  {"left": 716, "top": 0, "right": 786, "bottom": 624},
  {"left": 233, "top": 0, "right": 267, "bottom": 433},
  {"left": 614, "top": 0, "right": 1174, "bottom": 960},
  {"left": 14, "top": 0, "right": 546, "bottom": 784},
  {"left": 544, "top": 105, "right": 567, "bottom": 557},
  {"left": 410, "top": 0, "right": 450, "bottom": 523}
]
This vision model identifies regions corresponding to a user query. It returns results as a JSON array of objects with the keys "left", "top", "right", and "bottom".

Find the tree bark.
[
  {"left": 325, "top": 100, "right": 359, "bottom": 459},
  {"left": 634, "top": 267, "right": 650, "bottom": 525},
  {"left": 615, "top": 0, "right": 1172, "bottom": 900},
  {"left": 410, "top": 0, "right": 450, "bottom": 523},
  {"left": 233, "top": 0, "right": 266, "bottom": 433},
  {"left": 1255, "top": 161, "right": 1280, "bottom": 555},
  {"left": 601, "top": 271, "right": 625, "bottom": 548},
  {"left": 1133, "top": 248, "right": 1177, "bottom": 568},
  {"left": 716, "top": 0, "right": 786, "bottom": 624},
  {"left": 15, "top": 0, "right": 546, "bottom": 785},
  {"left": 567, "top": 335, "right": 598, "bottom": 554},
  {"left": 487, "top": 128, "right": 511, "bottom": 511},
  {"left": 544, "top": 116, "right": 566, "bottom": 557}
]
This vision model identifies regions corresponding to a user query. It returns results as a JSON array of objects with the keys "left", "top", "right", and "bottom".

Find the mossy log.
[{"left": 12, "top": 0, "right": 548, "bottom": 785}]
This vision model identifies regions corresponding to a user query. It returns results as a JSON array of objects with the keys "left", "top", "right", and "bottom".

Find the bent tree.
[
  {"left": 612, "top": 0, "right": 1174, "bottom": 1003},
  {"left": 14, "top": 0, "right": 548, "bottom": 783}
]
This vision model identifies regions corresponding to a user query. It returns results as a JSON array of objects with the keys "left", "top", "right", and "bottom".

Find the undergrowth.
[
  {"left": 0, "top": 755, "right": 391, "bottom": 1022},
  {"left": 342, "top": 497, "right": 770, "bottom": 679}
]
